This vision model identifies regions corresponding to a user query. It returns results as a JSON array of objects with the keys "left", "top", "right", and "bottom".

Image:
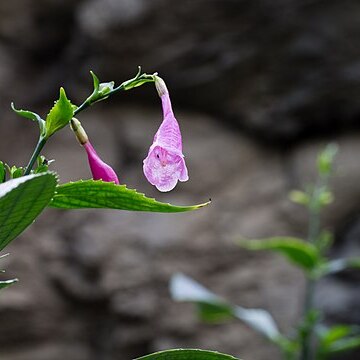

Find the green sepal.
[
  {"left": 237, "top": 237, "right": 322, "bottom": 271},
  {"left": 135, "top": 349, "right": 240, "bottom": 360},
  {"left": 0, "top": 172, "right": 58, "bottom": 250},
  {"left": 11, "top": 102, "right": 46, "bottom": 136},
  {"left": 45, "top": 87, "right": 74, "bottom": 138},
  {"left": 50, "top": 180, "right": 210, "bottom": 212}
]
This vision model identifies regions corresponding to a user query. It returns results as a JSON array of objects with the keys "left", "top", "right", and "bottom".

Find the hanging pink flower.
[
  {"left": 71, "top": 118, "right": 119, "bottom": 184},
  {"left": 143, "top": 76, "right": 188, "bottom": 192}
]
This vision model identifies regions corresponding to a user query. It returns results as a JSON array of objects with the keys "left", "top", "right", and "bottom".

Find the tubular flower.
[
  {"left": 71, "top": 118, "right": 119, "bottom": 184},
  {"left": 143, "top": 76, "right": 188, "bottom": 192}
]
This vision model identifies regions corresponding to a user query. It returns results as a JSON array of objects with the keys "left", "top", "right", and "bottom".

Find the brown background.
[{"left": 0, "top": 1, "right": 359, "bottom": 359}]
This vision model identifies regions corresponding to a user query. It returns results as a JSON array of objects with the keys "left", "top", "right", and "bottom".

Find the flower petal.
[
  {"left": 84, "top": 142, "right": 119, "bottom": 184},
  {"left": 143, "top": 145, "right": 188, "bottom": 192}
]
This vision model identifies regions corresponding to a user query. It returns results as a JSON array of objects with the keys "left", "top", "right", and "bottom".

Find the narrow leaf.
[
  {"left": 11, "top": 103, "right": 45, "bottom": 135},
  {"left": 50, "top": 180, "right": 210, "bottom": 212},
  {"left": 90, "top": 70, "right": 100, "bottom": 91},
  {"left": 45, "top": 87, "right": 74, "bottom": 138},
  {"left": 170, "top": 273, "right": 280, "bottom": 341},
  {"left": 238, "top": 237, "right": 321, "bottom": 271},
  {"left": 0, "top": 278, "right": 18, "bottom": 290},
  {"left": 135, "top": 349, "right": 239, "bottom": 360},
  {"left": 318, "top": 325, "right": 354, "bottom": 347},
  {"left": 0, "top": 173, "right": 57, "bottom": 250},
  {"left": 319, "top": 257, "right": 360, "bottom": 276}
]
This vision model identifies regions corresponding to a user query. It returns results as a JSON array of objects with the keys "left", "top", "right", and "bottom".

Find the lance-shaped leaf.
[
  {"left": 170, "top": 273, "right": 280, "bottom": 342},
  {"left": 11, "top": 103, "right": 45, "bottom": 136},
  {"left": 317, "top": 325, "right": 360, "bottom": 358},
  {"left": 135, "top": 349, "right": 239, "bottom": 360},
  {"left": 317, "top": 257, "right": 360, "bottom": 276},
  {"left": 0, "top": 173, "right": 57, "bottom": 250},
  {"left": 50, "top": 180, "right": 210, "bottom": 212},
  {"left": 45, "top": 87, "right": 74, "bottom": 138},
  {"left": 238, "top": 237, "right": 321, "bottom": 271},
  {"left": 0, "top": 278, "right": 18, "bottom": 290}
]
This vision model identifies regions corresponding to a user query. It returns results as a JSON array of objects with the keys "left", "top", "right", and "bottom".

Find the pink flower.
[
  {"left": 143, "top": 76, "right": 188, "bottom": 192},
  {"left": 71, "top": 118, "right": 119, "bottom": 184},
  {"left": 83, "top": 142, "right": 119, "bottom": 184}
]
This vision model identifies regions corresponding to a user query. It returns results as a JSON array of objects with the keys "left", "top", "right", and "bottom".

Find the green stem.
[
  {"left": 300, "top": 278, "right": 316, "bottom": 360},
  {"left": 24, "top": 72, "right": 155, "bottom": 174},
  {"left": 24, "top": 137, "right": 47, "bottom": 175},
  {"left": 300, "top": 175, "right": 328, "bottom": 360}
]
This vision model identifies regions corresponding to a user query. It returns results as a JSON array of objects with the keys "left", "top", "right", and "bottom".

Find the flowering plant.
[{"left": 0, "top": 68, "right": 237, "bottom": 360}]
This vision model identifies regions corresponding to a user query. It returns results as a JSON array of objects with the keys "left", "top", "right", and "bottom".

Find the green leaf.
[
  {"left": 120, "top": 66, "right": 155, "bottom": 91},
  {"left": 318, "top": 325, "right": 353, "bottom": 347},
  {"left": 170, "top": 273, "right": 280, "bottom": 342},
  {"left": 50, "top": 180, "right": 210, "bottom": 212},
  {"left": 135, "top": 349, "right": 240, "bottom": 360},
  {"left": 45, "top": 87, "right": 74, "bottom": 138},
  {"left": 289, "top": 190, "right": 310, "bottom": 206},
  {"left": 0, "top": 173, "right": 57, "bottom": 251},
  {"left": 327, "top": 336, "right": 360, "bottom": 354},
  {"left": 11, "top": 103, "right": 46, "bottom": 135},
  {"left": 238, "top": 237, "right": 321, "bottom": 271},
  {"left": 0, "top": 162, "right": 5, "bottom": 184},
  {"left": 317, "top": 143, "right": 338, "bottom": 175},
  {"left": 0, "top": 278, "right": 18, "bottom": 290},
  {"left": 87, "top": 71, "right": 114, "bottom": 104},
  {"left": 317, "top": 325, "right": 360, "bottom": 357},
  {"left": 318, "top": 257, "right": 360, "bottom": 276},
  {"left": 11, "top": 166, "right": 24, "bottom": 179},
  {"left": 90, "top": 70, "right": 100, "bottom": 91}
]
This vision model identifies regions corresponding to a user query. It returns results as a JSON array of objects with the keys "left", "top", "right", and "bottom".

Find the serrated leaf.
[
  {"left": 0, "top": 173, "right": 57, "bottom": 250},
  {"left": 11, "top": 103, "right": 45, "bottom": 135},
  {"left": 238, "top": 237, "right": 321, "bottom": 271},
  {"left": 170, "top": 273, "right": 280, "bottom": 341},
  {"left": 45, "top": 87, "right": 74, "bottom": 138},
  {"left": 50, "top": 180, "right": 210, "bottom": 212},
  {"left": 135, "top": 349, "right": 240, "bottom": 360}
]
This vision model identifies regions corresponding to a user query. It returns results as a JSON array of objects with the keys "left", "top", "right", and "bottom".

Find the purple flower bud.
[
  {"left": 143, "top": 76, "right": 188, "bottom": 192},
  {"left": 71, "top": 118, "right": 119, "bottom": 184}
]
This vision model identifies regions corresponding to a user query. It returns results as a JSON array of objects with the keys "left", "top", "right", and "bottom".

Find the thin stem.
[
  {"left": 300, "top": 174, "right": 329, "bottom": 360},
  {"left": 23, "top": 72, "right": 155, "bottom": 174},
  {"left": 24, "top": 137, "right": 47, "bottom": 175}
]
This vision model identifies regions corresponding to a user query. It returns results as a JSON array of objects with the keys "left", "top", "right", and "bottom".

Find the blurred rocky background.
[{"left": 0, "top": 0, "right": 359, "bottom": 359}]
